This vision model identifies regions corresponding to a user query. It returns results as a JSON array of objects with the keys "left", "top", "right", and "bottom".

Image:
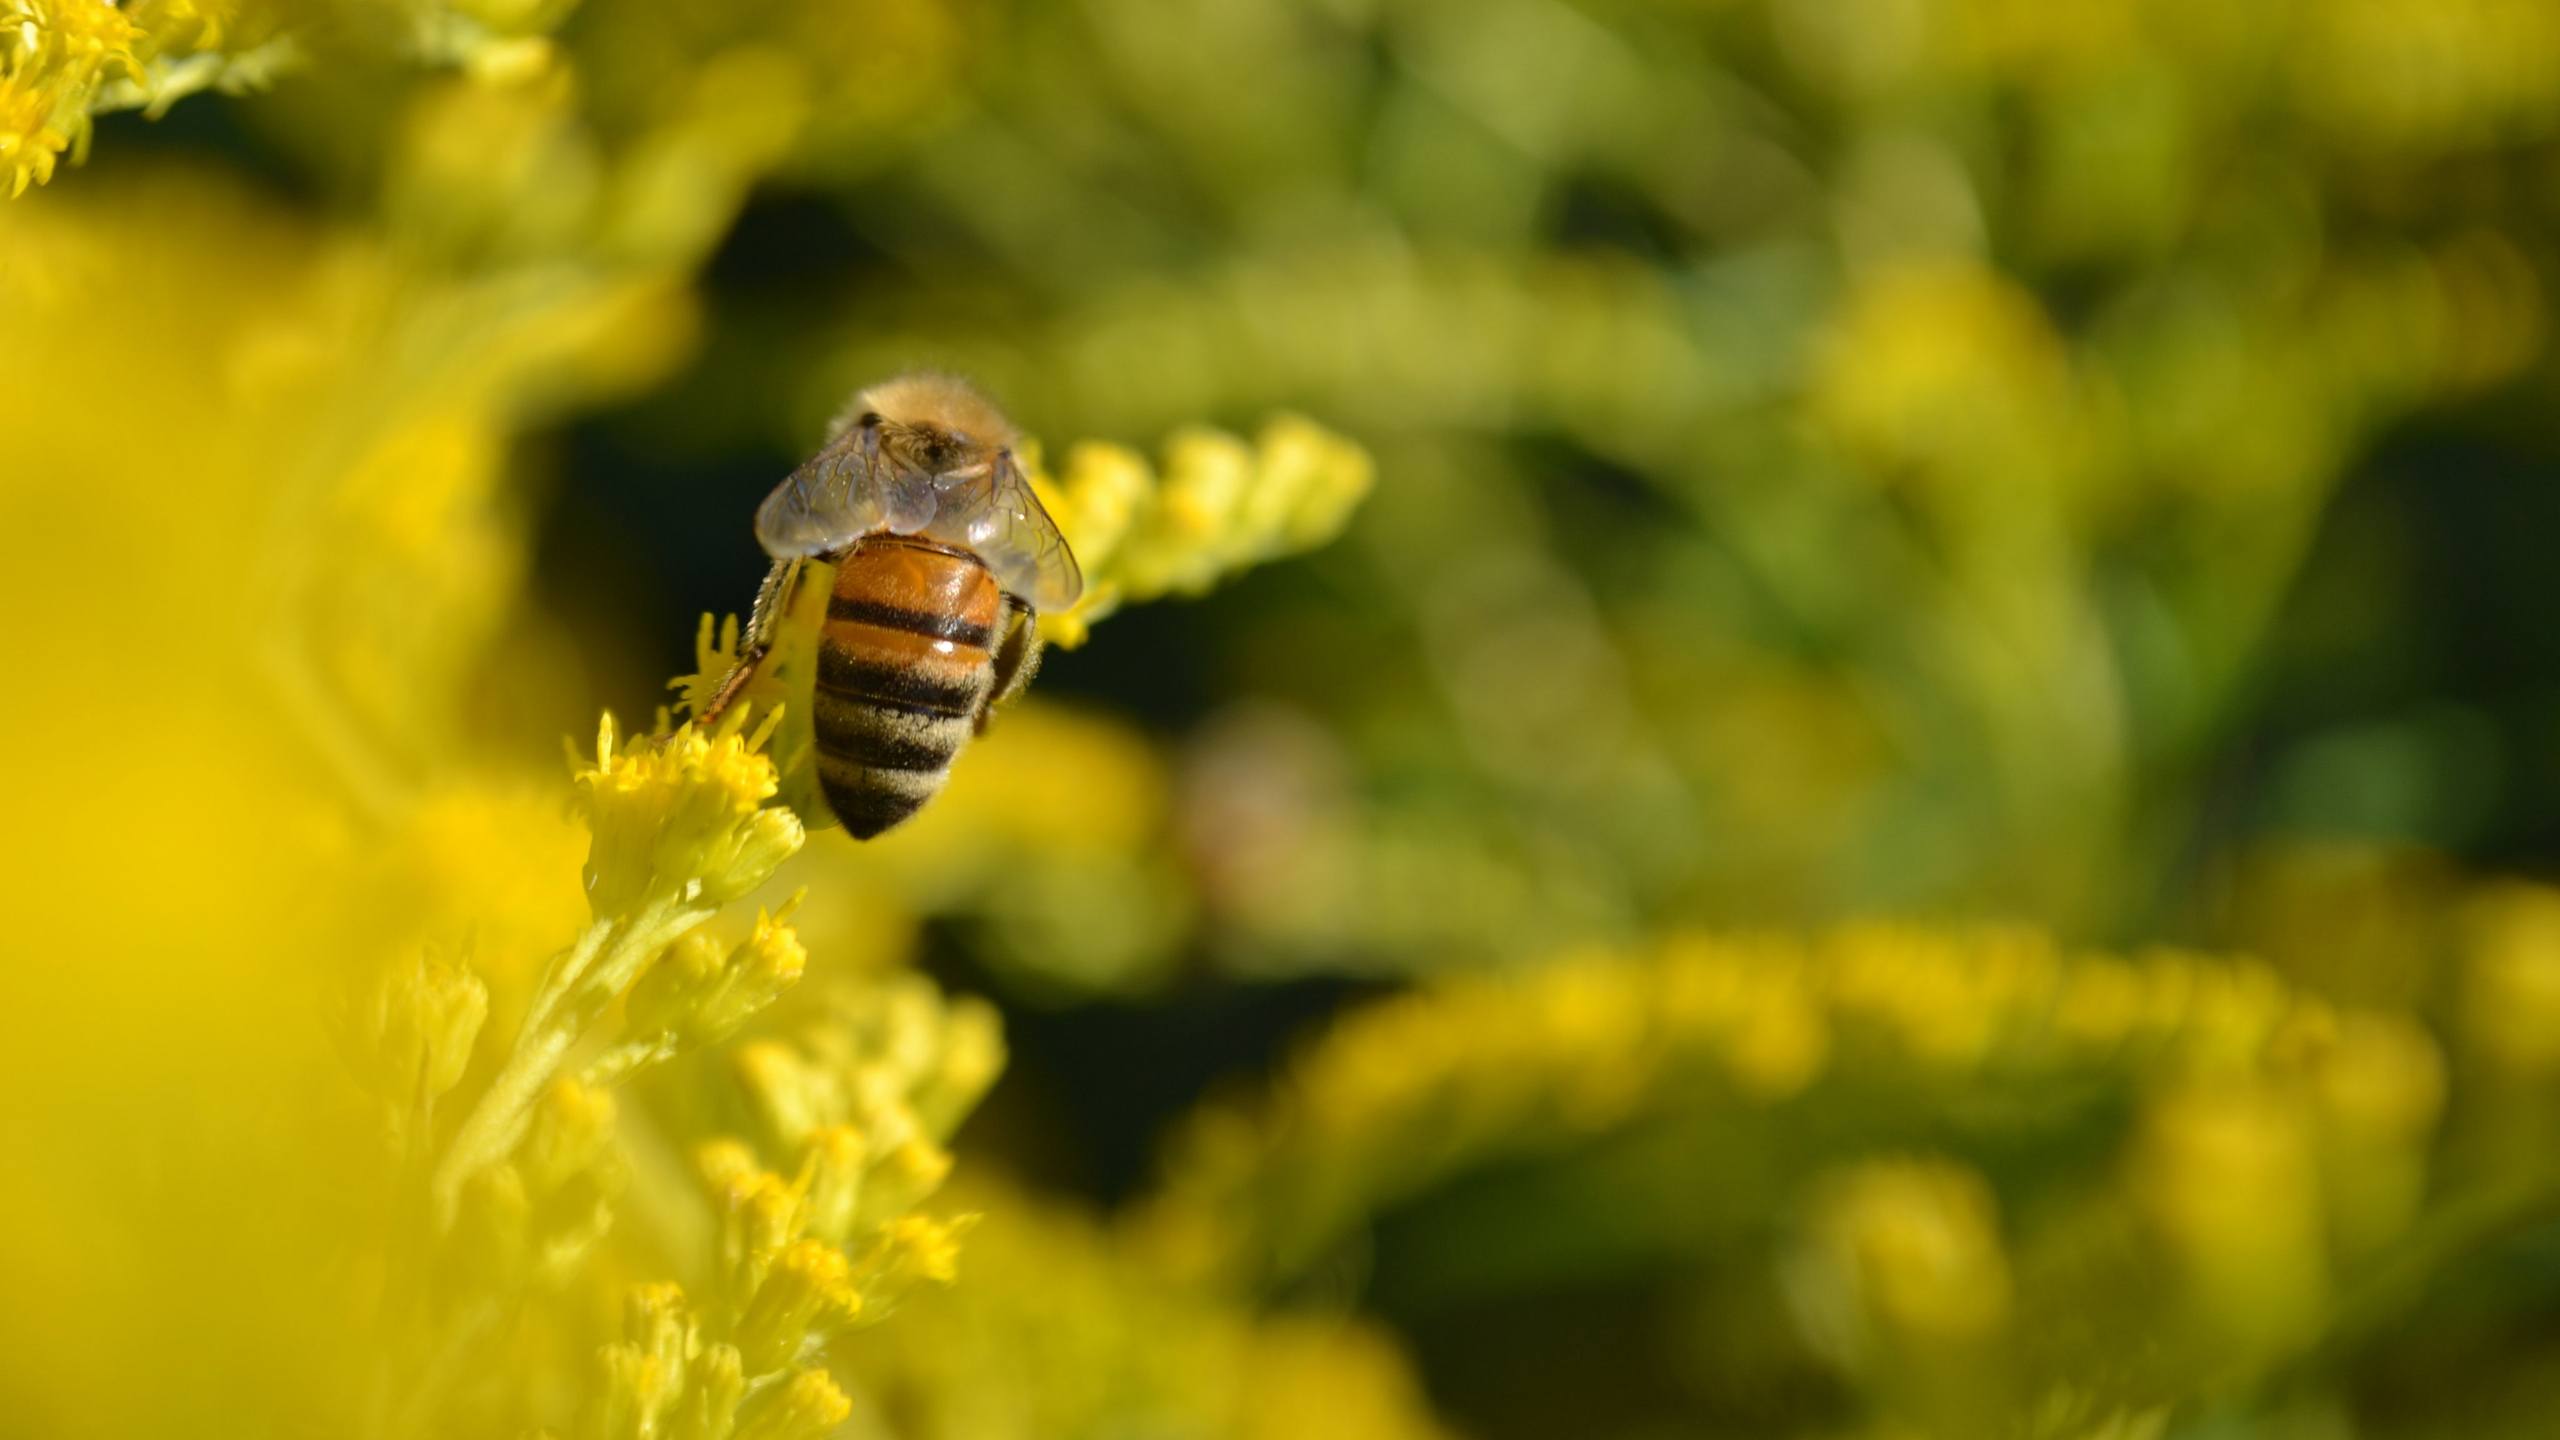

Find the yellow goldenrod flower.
[
  {"left": 1028, "top": 414, "right": 1374, "bottom": 647},
  {"left": 624, "top": 897, "right": 810, "bottom": 1058},
  {"left": 1136, "top": 919, "right": 2441, "bottom": 1385},
  {"left": 577, "top": 708, "right": 799, "bottom": 914},
  {"left": 680, "top": 1344, "right": 747, "bottom": 1440},
  {"left": 844, "top": 1210, "right": 978, "bottom": 1323},
  {"left": 456, "top": 1161, "right": 536, "bottom": 1293},
  {"left": 796, "top": 1124, "right": 869, "bottom": 1247},
  {"left": 714, "top": 1167, "right": 809, "bottom": 1311},
  {"left": 837, "top": 1177, "right": 1455, "bottom": 1440},
  {"left": 1791, "top": 1156, "right": 2017, "bottom": 1431},
  {"left": 1802, "top": 1157, "right": 2015, "bottom": 1349},
  {"left": 339, "top": 943, "right": 489, "bottom": 1120},
  {"left": 2133, "top": 1080, "right": 2328, "bottom": 1367},
  {"left": 415, "top": 708, "right": 810, "bottom": 1240},
  {"left": 730, "top": 1368, "right": 852, "bottom": 1440},
  {"left": 2287, "top": 1010, "right": 2446, "bottom": 1257},
  {"left": 735, "top": 1238, "right": 862, "bottom": 1374},
  {"left": 2458, "top": 882, "right": 2560, "bottom": 1078}
]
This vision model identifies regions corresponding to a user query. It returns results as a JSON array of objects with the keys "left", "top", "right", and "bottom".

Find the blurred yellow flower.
[{"left": 1032, "top": 413, "right": 1376, "bottom": 647}]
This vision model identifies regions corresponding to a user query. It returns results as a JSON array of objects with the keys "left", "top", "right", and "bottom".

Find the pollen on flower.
[
  {"left": 1, "top": 0, "right": 313, "bottom": 194},
  {"left": 731, "top": 1368, "right": 852, "bottom": 1440},
  {"left": 735, "top": 1237, "right": 863, "bottom": 1373},
  {"left": 574, "top": 708, "right": 798, "bottom": 913}
]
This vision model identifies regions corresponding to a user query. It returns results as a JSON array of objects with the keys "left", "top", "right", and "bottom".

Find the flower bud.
[
  {"left": 624, "top": 1283, "right": 697, "bottom": 1389},
  {"left": 586, "top": 1343, "right": 651, "bottom": 1440},
  {"left": 2461, "top": 884, "right": 2560, "bottom": 1077},
  {"left": 697, "top": 1138, "right": 761, "bottom": 1198},
  {"left": 735, "top": 1041, "right": 830, "bottom": 1148},
  {"left": 731, "top": 1369, "right": 851, "bottom": 1440},
  {"left": 912, "top": 997, "right": 1006, "bottom": 1138},
  {"left": 1125, "top": 428, "right": 1253, "bottom": 595},
  {"left": 857, "top": 1135, "right": 953, "bottom": 1231},
  {"left": 717, "top": 1169, "right": 803, "bottom": 1306},
  {"left": 627, "top": 930, "right": 729, "bottom": 1042},
  {"left": 735, "top": 1239, "right": 861, "bottom": 1376},
  {"left": 523, "top": 1078, "right": 620, "bottom": 1198},
  {"left": 680, "top": 1344, "right": 744, "bottom": 1440},
  {"left": 691, "top": 905, "right": 808, "bottom": 1045},
  {"left": 699, "top": 806, "right": 804, "bottom": 907},
  {"left": 2136, "top": 1081, "right": 2327, "bottom": 1362},
  {"left": 797, "top": 1125, "right": 867, "bottom": 1247},
  {"left": 350, "top": 945, "right": 488, "bottom": 1106},
  {"left": 458, "top": 1163, "right": 532, "bottom": 1294},
  {"left": 852, "top": 1212, "right": 974, "bottom": 1320},
  {"left": 1262, "top": 413, "right": 1375, "bottom": 551}
]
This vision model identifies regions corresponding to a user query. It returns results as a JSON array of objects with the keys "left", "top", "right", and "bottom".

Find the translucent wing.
[
  {"left": 755, "top": 424, "right": 879, "bottom": 559},
  {"left": 754, "top": 422, "right": 948, "bottom": 560},
  {"left": 920, "top": 449, "right": 1083, "bottom": 612}
]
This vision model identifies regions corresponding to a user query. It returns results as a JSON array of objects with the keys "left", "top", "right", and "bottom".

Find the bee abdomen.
[
  {"left": 816, "top": 647, "right": 983, "bottom": 717},
  {"left": 811, "top": 537, "right": 1004, "bottom": 839},
  {"left": 811, "top": 647, "right": 990, "bottom": 836}
]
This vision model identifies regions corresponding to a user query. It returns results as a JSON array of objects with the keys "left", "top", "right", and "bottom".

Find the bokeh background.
[{"left": 8, "top": 1, "right": 2560, "bottom": 1437}]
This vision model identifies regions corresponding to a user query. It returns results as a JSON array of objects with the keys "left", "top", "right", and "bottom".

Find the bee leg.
[
  {"left": 694, "top": 650, "right": 766, "bottom": 729},
  {"left": 977, "top": 595, "right": 1044, "bottom": 735},
  {"left": 696, "top": 558, "right": 802, "bottom": 728}
]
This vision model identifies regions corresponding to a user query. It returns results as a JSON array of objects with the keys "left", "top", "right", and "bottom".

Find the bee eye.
[{"left": 857, "top": 411, "right": 882, "bottom": 430}]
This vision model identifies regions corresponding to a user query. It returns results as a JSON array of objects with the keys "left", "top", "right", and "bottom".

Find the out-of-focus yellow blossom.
[
  {"left": 320, "top": 705, "right": 857, "bottom": 1440},
  {"left": 1814, "top": 261, "right": 2087, "bottom": 505},
  {"left": 322, "top": 692, "right": 1032, "bottom": 1440},
  {"left": 726, "top": 976, "right": 1006, "bottom": 1163},
  {"left": 840, "top": 1177, "right": 1455, "bottom": 1440},
  {"left": 2133, "top": 1080, "right": 2329, "bottom": 1370},
  {"left": 420, "top": 709, "right": 798, "bottom": 1227},
  {"left": 532, "top": 967, "right": 1010, "bottom": 1440},
  {"left": 1136, "top": 925, "right": 2461, "bottom": 1421},
  {"left": 0, "top": 156, "right": 724, "bottom": 1433},
  {"left": 2292, "top": 0, "right": 2560, "bottom": 157},
  {"left": 2443, "top": 883, "right": 2560, "bottom": 1197},
  {"left": 1028, "top": 414, "right": 1375, "bottom": 647},
  {"left": 2458, "top": 882, "right": 2560, "bottom": 1079},
  {"left": 1790, "top": 1157, "right": 2015, "bottom": 1431}
]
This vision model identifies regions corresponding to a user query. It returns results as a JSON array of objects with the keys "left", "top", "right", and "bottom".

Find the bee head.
[
  {"left": 876, "top": 418, "right": 974, "bottom": 475},
  {"left": 853, "top": 372, "right": 1019, "bottom": 473}
]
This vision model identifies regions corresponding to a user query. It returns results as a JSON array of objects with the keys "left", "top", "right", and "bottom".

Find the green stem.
[
  {"left": 519, "top": 914, "right": 615, "bottom": 1041},
  {"left": 582, "top": 1034, "right": 682, "bottom": 1089},
  {"left": 429, "top": 893, "right": 710, "bottom": 1228}
]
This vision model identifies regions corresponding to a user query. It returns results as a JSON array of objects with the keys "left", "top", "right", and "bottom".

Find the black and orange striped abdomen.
[{"left": 813, "top": 536, "right": 1001, "bottom": 838}]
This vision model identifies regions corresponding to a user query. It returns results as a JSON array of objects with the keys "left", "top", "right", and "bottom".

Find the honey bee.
[{"left": 698, "top": 373, "right": 1081, "bottom": 838}]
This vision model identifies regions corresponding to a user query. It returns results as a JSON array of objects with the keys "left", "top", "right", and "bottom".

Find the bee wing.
[
  {"left": 755, "top": 425, "right": 880, "bottom": 559},
  {"left": 754, "top": 422, "right": 947, "bottom": 559},
  {"left": 922, "top": 448, "right": 1083, "bottom": 612}
]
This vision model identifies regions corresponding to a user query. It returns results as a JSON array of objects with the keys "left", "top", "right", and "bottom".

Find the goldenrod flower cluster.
[
  {"left": 313, "top": 430, "right": 1365, "bottom": 1435},
  {"left": 325, "top": 705, "right": 840, "bottom": 1435},
  {"left": 1029, "top": 416, "right": 1376, "bottom": 647},
  {"left": 0, "top": 0, "right": 293, "bottom": 195},
  {"left": 1138, "top": 926, "right": 2466, "bottom": 1428},
  {"left": 552, "top": 973, "right": 1003, "bottom": 1440},
  {"left": 838, "top": 1178, "right": 1454, "bottom": 1440}
]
